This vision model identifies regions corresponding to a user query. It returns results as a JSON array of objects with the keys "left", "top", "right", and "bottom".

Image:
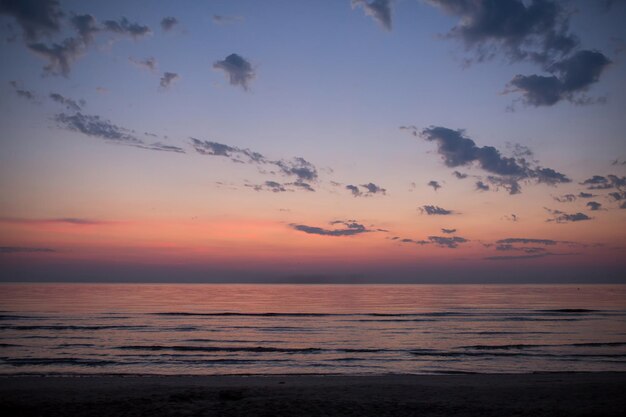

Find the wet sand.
[{"left": 1, "top": 372, "right": 625, "bottom": 416}]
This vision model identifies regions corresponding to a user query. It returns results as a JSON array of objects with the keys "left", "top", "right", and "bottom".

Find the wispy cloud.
[
  {"left": 351, "top": 0, "right": 392, "bottom": 31},
  {"left": 419, "top": 205, "right": 453, "bottom": 215},
  {"left": 0, "top": 246, "right": 56, "bottom": 254},
  {"left": 290, "top": 220, "right": 376, "bottom": 237}
]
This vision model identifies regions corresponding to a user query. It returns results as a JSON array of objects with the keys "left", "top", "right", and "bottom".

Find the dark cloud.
[
  {"left": 475, "top": 180, "right": 489, "bottom": 191},
  {"left": 428, "top": 180, "right": 441, "bottom": 191},
  {"left": 609, "top": 191, "right": 626, "bottom": 201},
  {"left": 213, "top": 53, "right": 255, "bottom": 90},
  {"left": 586, "top": 201, "right": 602, "bottom": 211},
  {"left": 103, "top": 17, "right": 151, "bottom": 38},
  {"left": 553, "top": 193, "right": 576, "bottom": 203},
  {"left": 426, "top": 0, "right": 578, "bottom": 63},
  {"left": 9, "top": 80, "right": 35, "bottom": 100},
  {"left": 496, "top": 238, "right": 557, "bottom": 246},
  {"left": 160, "top": 72, "right": 179, "bottom": 89},
  {"left": 545, "top": 208, "right": 592, "bottom": 223},
  {"left": 55, "top": 112, "right": 184, "bottom": 153},
  {"left": 509, "top": 50, "right": 611, "bottom": 106},
  {"left": 441, "top": 228, "right": 456, "bottom": 234},
  {"left": 289, "top": 180, "right": 315, "bottom": 192},
  {"left": 419, "top": 205, "right": 453, "bottom": 215},
  {"left": 49, "top": 92, "right": 83, "bottom": 111},
  {"left": 190, "top": 138, "right": 318, "bottom": 183},
  {"left": 611, "top": 159, "right": 626, "bottom": 166},
  {"left": 0, "top": 0, "right": 62, "bottom": 41},
  {"left": 345, "top": 182, "right": 387, "bottom": 197},
  {"left": 247, "top": 181, "right": 287, "bottom": 193},
  {"left": 212, "top": 15, "right": 244, "bottom": 24},
  {"left": 414, "top": 126, "right": 570, "bottom": 194},
  {"left": 346, "top": 184, "right": 361, "bottom": 197},
  {"left": 578, "top": 192, "right": 594, "bottom": 198},
  {"left": 0, "top": 246, "right": 55, "bottom": 254},
  {"left": 352, "top": 0, "right": 392, "bottom": 31},
  {"left": 452, "top": 170, "right": 468, "bottom": 179},
  {"left": 290, "top": 220, "right": 374, "bottom": 237},
  {"left": 0, "top": 217, "right": 106, "bottom": 226},
  {"left": 160, "top": 16, "right": 178, "bottom": 32},
  {"left": 27, "top": 37, "right": 83, "bottom": 77},
  {"left": 495, "top": 244, "right": 546, "bottom": 253},
  {"left": 396, "top": 234, "right": 468, "bottom": 249},
  {"left": 484, "top": 254, "right": 548, "bottom": 261},
  {"left": 130, "top": 56, "right": 157, "bottom": 72},
  {"left": 581, "top": 175, "right": 626, "bottom": 190},
  {"left": 70, "top": 14, "right": 98, "bottom": 44}
]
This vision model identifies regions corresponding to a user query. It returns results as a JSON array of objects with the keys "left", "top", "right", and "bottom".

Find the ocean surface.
[{"left": 1, "top": 284, "right": 625, "bottom": 375}]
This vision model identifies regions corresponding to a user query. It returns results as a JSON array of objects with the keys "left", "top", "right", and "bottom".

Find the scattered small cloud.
[
  {"left": 395, "top": 234, "right": 468, "bottom": 249},
  {"left": 419, "top": 205, "right": 453, "bottom": 215},
  {"left": 212, "top": 15, "right": 244, "bottom": 24},
  {"left": 428, "top": 180, "right": 441, "bottom": 191},
  {"left": 103, "top": 17, "right": 151, "bottom": 39},
  {"left": 9, "top": 80, "right": 36, "bottom": 100},
  {"left": 580, "top": 175, "right": 626, "bottom": 190},
  {"left": 475, "top": 180, "right": 489, "bottom": 191},
  {"left": 545, "top": 208, "right": 592, "bottom": 223},
  {"left": 160, "top": 72, "right": 179, "bottom": 89},
  {"left": 441, "top": 228, "right": 456, "bottom": 234},
  {"left": 503, "top": 213, "right": 519, "bottom": 222},
  {"left": 49, "top": 93, "right": 84, "bottom": 111},
  {"left": 452, "top": 170, "right": 468, "bottom": 179},
  {"left": 213, "top": 53, "right": 255, "bottom": 90},
  {"left": 130, "top": 56, "right": 157, "bottom": 72},
  {"left": 290, "top": 220, "right": 375, "bottom": 237},
  {"left": 586, "top": 201, "right": 602, "bottom": 211},
  {"left": 351, "top": 0, "right": 392, "bottom": 31},
  {"left": 160, "top": 16, "right": 178, "bottom": 32},
  {"left": 553, "top": 193, "right": 576, "bottom": 203},
  {"left": 55, "top": 112, "right": 184, "bottom": 153}
]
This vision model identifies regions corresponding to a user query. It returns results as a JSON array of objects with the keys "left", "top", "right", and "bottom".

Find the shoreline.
[{"left": 2, "top": 372, "right": 625, "bottom": 416}]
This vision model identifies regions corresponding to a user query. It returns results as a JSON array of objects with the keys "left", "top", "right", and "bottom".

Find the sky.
[{"left": 0, "top": 0, "right": 625, "bottom": 283}]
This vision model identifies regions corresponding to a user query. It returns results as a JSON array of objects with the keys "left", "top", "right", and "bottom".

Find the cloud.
[
  {"left": 503, "top": 213, "right": 518, "bottom": 222},
  {"left": 160, "top": 16, "right": 178, "bottom": 32},
  {"left": 190, "top": 138, "right": 318, "bottom": 183},
  {"left": 413, "top": 126, "right": 571, "bottom": 194},
  {"left": 484, "top": 254, "right": 548, "bottom": 261},
  {"left": 346, "top": 184, "right": 361, "bottom": 197},
  {"left": 212, "top": 15, "right": 244, "bottom": 24},
  {"left": 426, "top": 0, "right": 578, "bottom": 63},
  {"left": 0, "top": 0, "right": 62, "bottom": 41},
  {"left": 9, "top": 80, "right": 36, "bottom": 100},
  {"left": 213, "top": 53, "right": 255, "bottom": 90},
  {"left": 130, "top": 56, "right": 157, "bottom": 72},
  {"left": 70, "top": 14, "right": 98, "bottom": 44},
  {"left": 0, "top": 217, "right": 106, "bottom": 226},
  {"left": 497, "top": 238, "right": 558, "bottom": 246},
  {"left": 553, "top": 193, "right": 576, "bottom": 203},
  {"left": 441, "top": 228, "right": 456, "bottom": 234},
  {"left": 346, "top": 182, "right": 387, "bottom": 197},
  {"left": 545, "top": 208, "right": 592, "bottom": 223},
  {"left": 0, "top": 246, "right": 55, "bottom": 254},
  {"left": 578, "top": 192, "right": 594, "bottom": 198},
  {"left": 55, "top": 112, "right": 184, "bottom": 153},
  {"left": 290, "top": 220, "right": 374, "bottom": 237},
  {"left": 160, "top": 72, "right": 179, "bottom": 89},
  {"left": 419, "top": 205, "right": 453, "bottom": 215},
  {"left": 508, "top": 50, "right": 611, "bottom": 106},
  {"left": 27, "top": 37, "right": 84, "bottom": 77},
  {"left": 49, "top": 92, "right": 83, "bottom": 111},
  {"left": 586, "top": 201, "right": 602, "bottom": 211},
  {"left": 351, "top": 0, "right": 392, "bottom": 31},
  {"left": 246, "top": 181, "right": 287, "bottom": 193},
  {"left": 581, "top": 174, "right": 626, "bottom": 190},
  {"left": 395, "top": 234, "right": 468, "bottom": 249},
  {"left": 103, "top": 17, "right": 151, "bottom": 38},
  {"left": 452, "top": 170, "right": 468, "bottom": 179},
  {"left": 428, "top": 180, "right": 441, "bottom": 191},
  {"left": 475, "top": 180, "right": 489, "bottom": 191},
  {"left": 495, "top": 244, "right": 547, "bottom": 253},
  {"left": 609, "top": 191, "right": 626, "bottom": 201}
]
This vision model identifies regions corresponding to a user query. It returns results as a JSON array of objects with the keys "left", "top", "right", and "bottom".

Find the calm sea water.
[{"left": 1, "top": 284, "right": 625, "bottom": 375}]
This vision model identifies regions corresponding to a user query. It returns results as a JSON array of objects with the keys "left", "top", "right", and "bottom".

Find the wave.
[
  {"left": 116, "top": 345, "right": 389, "bottom": 354},
  {"left": 460, "top": 342, "right": 626, "bottom": 350},
  {"left": 0, "top": 325, "right": 149, "bottom": 331}
]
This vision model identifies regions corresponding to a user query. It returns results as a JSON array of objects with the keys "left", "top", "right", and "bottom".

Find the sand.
[{"left": 1, "top": 373, "right": 625, "bottom": 416}]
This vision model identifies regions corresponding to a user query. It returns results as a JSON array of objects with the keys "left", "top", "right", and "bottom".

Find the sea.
[{"left": 1, "top": 284, "right": 625, "bottom": 375}]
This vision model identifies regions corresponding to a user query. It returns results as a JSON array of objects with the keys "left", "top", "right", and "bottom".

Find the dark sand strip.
[{"left": 1, "top": 373, "right": 625, "bottom": 416}]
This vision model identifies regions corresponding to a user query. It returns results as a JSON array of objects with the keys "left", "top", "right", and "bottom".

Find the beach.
[{"left": 2, "top": 373, "right": 625, "bottom": 416}]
